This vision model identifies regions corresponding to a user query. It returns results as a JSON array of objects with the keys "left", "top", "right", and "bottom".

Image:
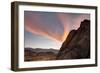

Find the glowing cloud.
[
  {"left": 24, "top": 11, "right": 90, "bottom": 45},
  {"left": 57, "top": 13, "right": 70, "bottom": 42},
  {"left": 24, "top": 12, "right": 64, "bottom": 43}
]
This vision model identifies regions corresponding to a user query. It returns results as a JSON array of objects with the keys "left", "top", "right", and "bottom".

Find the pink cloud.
[
  {"left": 25, "top": 12, "right": 90, "bottom": 43},
  {"left": 25, "top": 13, "right": 64, "bottom": 43}
]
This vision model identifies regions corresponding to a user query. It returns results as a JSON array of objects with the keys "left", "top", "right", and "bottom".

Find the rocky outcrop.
[{"left": 56, "top": 20, "right": 90, "bottom": 60}]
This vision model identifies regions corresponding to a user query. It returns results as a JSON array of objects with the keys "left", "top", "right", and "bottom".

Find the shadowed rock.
[{"left": 56, "top": 19, "right": 90, "bottom": 60}]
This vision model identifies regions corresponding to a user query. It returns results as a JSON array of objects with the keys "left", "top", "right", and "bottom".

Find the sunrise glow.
[{"left": 24, "top": 11, "right": 90, "bottom": 49}]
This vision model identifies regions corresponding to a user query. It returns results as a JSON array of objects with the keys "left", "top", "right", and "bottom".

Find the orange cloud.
[
  {"left": 57, "top": 13, "right": 70, "bottom": 42},
  {"left": 25, "top": 14, "right": 64, "bottom": 43},
  {"left": 25, "top": 12, "right": 90, "bottom": 44}
]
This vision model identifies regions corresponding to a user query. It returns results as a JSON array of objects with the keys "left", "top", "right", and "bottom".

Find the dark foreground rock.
[{"left": 56, "top": 20, "right": 90, "bottom": 60}]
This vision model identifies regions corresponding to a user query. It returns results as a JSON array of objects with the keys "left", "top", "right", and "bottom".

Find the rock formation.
[{"left": 56, "top": 19, "right": 90, "bottom": 60}]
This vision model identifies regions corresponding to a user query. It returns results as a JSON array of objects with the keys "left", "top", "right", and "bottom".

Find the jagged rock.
[{"left": 56, "top": 19, "right": 90, "bottom": 60}]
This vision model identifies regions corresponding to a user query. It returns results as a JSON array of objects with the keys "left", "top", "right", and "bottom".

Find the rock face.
[{"left": 56, "top": 20, "right": 90, "bottom": 60}]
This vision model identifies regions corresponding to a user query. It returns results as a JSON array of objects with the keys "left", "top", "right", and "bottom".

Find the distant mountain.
[
  {"left": 56, "top": 19, "right": 90, "bottom": 59},
  {"left": 24, "top": 48, "right": 59, "bottom": 61}
]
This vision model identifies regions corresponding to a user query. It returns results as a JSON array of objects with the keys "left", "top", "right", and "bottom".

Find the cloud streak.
[
  {"left": 24, "top": 11, "right": 90, "bottom": 43},
  {"left": 24, "top": 12, "right": 64, "bottom": 43}
]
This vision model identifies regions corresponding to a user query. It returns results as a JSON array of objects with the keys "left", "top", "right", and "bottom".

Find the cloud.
[
  {"left": 24, "top": 12, "right": 65, "bottom": 43},
  {"left": 24, "top": 11, "right": 90, "bottom": 43},
  {"left": 57, "top": 13, "right": 90, "bottom": 42}
]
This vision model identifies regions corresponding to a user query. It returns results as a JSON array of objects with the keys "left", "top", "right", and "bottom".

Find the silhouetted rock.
[{"left": 56, "top": 19, "right": 90, "bottom": 59}]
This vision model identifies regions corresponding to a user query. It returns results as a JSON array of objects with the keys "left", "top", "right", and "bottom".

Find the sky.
[{"left": 24, "top": 11, "right": 90, "bottom": 50}]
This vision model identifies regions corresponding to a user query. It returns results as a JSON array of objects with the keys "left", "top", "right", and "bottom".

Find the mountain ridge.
[
  {"left": 24, "top": 48, "right": 59, "bottom": 61},
  {"left": 25, "top": 47, "right": 59, "bottom": 54}
]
